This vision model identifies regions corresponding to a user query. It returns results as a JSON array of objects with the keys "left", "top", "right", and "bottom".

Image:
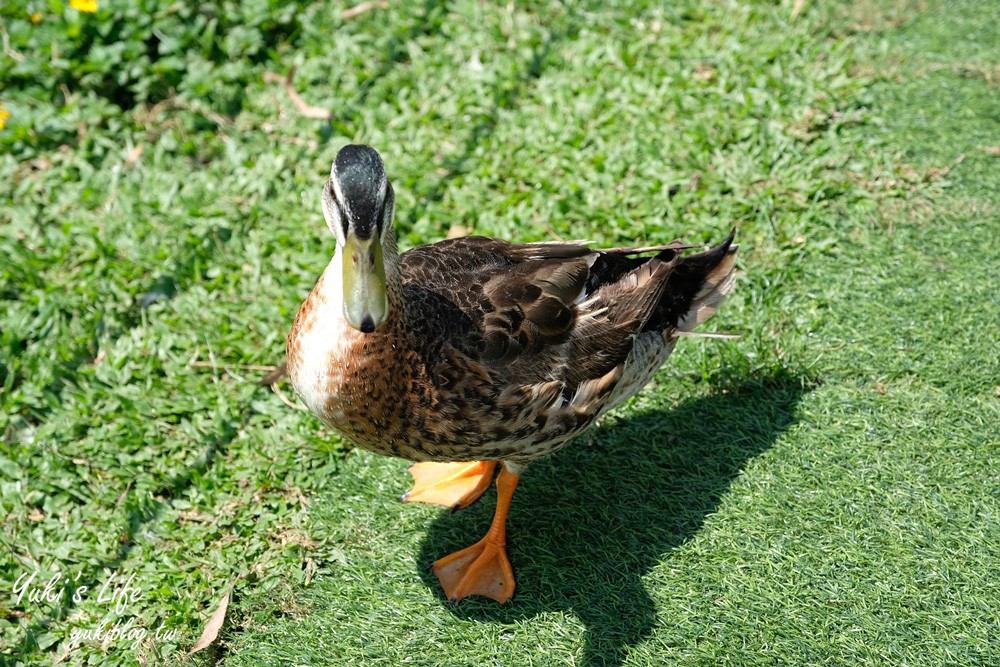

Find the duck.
[{"left": 286, "top": 144, "right": 738, "bottom": 604}]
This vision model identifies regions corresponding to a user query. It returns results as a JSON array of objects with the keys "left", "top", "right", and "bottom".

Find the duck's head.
[{"left": 321, "top": 144, "right": 396, "bottom": 333}]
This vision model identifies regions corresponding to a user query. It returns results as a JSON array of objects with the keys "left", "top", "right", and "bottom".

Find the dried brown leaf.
[
  {"left": 447, "top": 224, "right": 471, "bottom": 239},
  {"left": 264, "top": 69, "right": 332, "bottom": 121},
  {"left": 190, "top": 588, "right": 231, "bottom": 654},
  {"left": 342, "top": 1, "right": 388, "bottom": 20},
  {"left": 790, "top": 0, "right": 807, "bottom": 21},
  {"left": 125, "top": 145, "right": 143, "bottom": 165}
]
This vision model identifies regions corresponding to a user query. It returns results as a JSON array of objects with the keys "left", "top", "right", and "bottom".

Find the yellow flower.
[
  {"left": 69, "top": 0, "right": 98, "bottom": 12},
  {"left": 31, "top": 11, "right": 43, "bottom": 23},
  {"left": 0, "top": 106, "right": 10, "bottom": 131}
]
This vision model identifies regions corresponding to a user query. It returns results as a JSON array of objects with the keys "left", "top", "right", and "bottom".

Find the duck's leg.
[
  {"left": 402, "top": 461, "right": 497, "bottom": 510},
  {"left": 431, "top": 462, "right": 520, "bottom": 603}
]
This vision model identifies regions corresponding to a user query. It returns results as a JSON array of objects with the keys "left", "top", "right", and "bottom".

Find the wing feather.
[{"left": 400, "top": 234, "right": 734, "bottom": 391}]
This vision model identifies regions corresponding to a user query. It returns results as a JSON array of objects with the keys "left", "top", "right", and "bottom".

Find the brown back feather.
[
  {"left": 400, "top": 233, "right": 736, "bottom": 390},
  {"left": 480, "top": 258, "right": 589, "bottom": 361}
]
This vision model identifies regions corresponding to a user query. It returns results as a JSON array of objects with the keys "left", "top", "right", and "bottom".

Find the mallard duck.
[{"left": 287, "top": 145, "right": 738, "bottom": 604}]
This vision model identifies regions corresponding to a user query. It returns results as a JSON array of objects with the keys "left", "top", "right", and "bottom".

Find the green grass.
[{"left": 2, "top": 0, "right": 998, "bottom": 665}]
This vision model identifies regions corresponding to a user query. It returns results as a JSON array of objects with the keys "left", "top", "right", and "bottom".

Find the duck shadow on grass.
[{"left": 416, "top": 377, "right": 810, "bottom": 667}]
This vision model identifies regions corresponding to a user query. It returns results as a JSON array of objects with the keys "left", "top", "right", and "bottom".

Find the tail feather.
[
  {"left": 649, "top": 229, "right": 738, "bottom": 333},
  {"left": 677, "top": 241, "right": 738, "bottom": 331}
]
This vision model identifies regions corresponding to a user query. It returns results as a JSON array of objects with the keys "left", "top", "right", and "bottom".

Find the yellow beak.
[{"left": 341, "top": 233, "right": 388, "bottom": 333}]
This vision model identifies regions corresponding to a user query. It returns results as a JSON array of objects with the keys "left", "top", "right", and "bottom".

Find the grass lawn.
[{"left": 2, "top": 0, "right": 998, "bottom": 665}]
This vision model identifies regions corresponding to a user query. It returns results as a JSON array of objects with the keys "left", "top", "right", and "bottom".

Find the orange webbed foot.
[
  {"left": 402, "top": 461, "right": 497, "bottom": 510},
  {"left": 429, "top": 463, "right": 521, "bottom": 604},
  {"left": 432, "top": 537, "right": 515, "bottom": 604}
]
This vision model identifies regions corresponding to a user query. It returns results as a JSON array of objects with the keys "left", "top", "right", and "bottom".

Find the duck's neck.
[
  {"left": 287, "top": 228, "right": 405, "bottom": 419},
  {"left": 379, "top": 226, "right": 404, "bottom": 314}
]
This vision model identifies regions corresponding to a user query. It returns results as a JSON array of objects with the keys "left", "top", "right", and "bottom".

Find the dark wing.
[
  {"left": 399, "top": 237, "right": 592, "bottom": 365},
  {"left": 399, "top": 233, "right": 735, "bottom": 389}
]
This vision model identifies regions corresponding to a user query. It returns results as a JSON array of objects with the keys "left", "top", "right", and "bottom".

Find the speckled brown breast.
[{"left": 314, "top": 319, "right": 612, "bottom": 464}]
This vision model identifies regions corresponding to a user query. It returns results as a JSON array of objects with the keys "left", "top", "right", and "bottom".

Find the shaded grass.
[
  {"left": 417, "top": 379, "right": 810, "bottom": 666},
  {"left": 2, "top": 0, "right": 998, "bottom": 665}
]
